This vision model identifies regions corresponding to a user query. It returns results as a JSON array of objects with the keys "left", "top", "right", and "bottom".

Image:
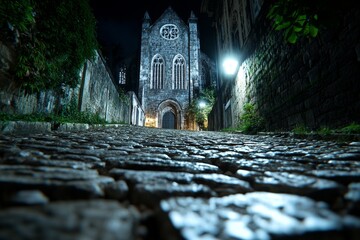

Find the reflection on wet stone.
[
  {"left": 254, "top": 172, "right": 346, "bottom": 206},
  {"left": 1, "top": 125, "right": 360, "bottom": 239},
  {"left": 161, "top": 192, "right": 360, "bottom": 240}
]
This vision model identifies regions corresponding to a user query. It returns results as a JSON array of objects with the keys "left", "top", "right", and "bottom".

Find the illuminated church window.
[
  {"left": 151, "top": 54, "right": 165, "bottom": 89},
  {"left": 172, "top": 54, "right": 186, "bottom": 89},
  {"left": 118, "top": 65, "right": 126, "bottom": 85}
]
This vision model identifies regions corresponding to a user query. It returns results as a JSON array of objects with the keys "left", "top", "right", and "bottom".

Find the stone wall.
[
  {"left": 79, "top": 52, "right": 130, "bottom": 123},
  {"left": 228, "top": 7, "right": 360, "bottom": 131},
  {"left": 128, "top": 91, "right": 145, "bottom": 126},
  {"left": 0, "top": 70, "right": 78, "bottom": 116},
  {"left": 0, "top": 46, "right": 131, "bottom": 124}
]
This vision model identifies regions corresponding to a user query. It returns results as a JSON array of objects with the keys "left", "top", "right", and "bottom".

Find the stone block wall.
[
  {"left": 0, "top": 85, "right": 78, "bottom": 116},
  {"left": 79, "top": 52, "right": 130, "bottom": 123},
  {"left": 230, "top": 7, "right": 360, "bottom": 131},
  {"left": 128, "top": 91, "right": 145, "bottom": 126},
  {"left": 0, "top": 46, "right": 131, "bottom": 124}
]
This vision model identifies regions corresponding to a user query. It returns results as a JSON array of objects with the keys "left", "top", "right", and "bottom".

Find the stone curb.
[
  {"left": 221, "top": 130, "right": 360, "bottom": 142},
  {"left": 258, "top": 131, "right": 360, "bottom": 142},
  {"left": 0, "top": 121, "right": 51, "bottom": 134},
  {"left": 0, "top": 121, "right": 127, "bottom": 134}
]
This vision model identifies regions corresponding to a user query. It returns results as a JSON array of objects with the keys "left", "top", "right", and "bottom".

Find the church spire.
[
  {"left": 142, "top": 11, "right": 151, "bottom": 29},
  {"left": 143, "top": 11, "right": 151, "bottom": 21},
  {"left": 189, "top": 11, "right": 197, "bottom": 22}
]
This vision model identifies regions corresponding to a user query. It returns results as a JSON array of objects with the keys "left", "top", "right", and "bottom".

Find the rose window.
[{"left": 160, "top": 24, "right": 179, "bottom": 40}]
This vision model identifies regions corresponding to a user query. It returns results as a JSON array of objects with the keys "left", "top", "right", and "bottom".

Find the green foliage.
[
  {"left": 118, "top": 88, "right": 130, "bottom": 105},
  {"left": 317, "top": 126, "right": 332, "bottom": 135},
  {"left": 238, "top": 103, "right": 265, "bottom": 134},
  {"left": 0, "top": 0, "right": 98, "bottom": 93},
  {"left": 267, "top": 0, "right": 319, "bottom": 44},
  {"left": 292, "top": 124, "right": 309, "bottom": 134},
  {"left": 0, "top": 100, "right": 107, "bottom": 125},
  {"left": 0, "top": 112, "right": 48, "bottom": 123},
  {"left": 0, "top": 111, "right": 107, "bottom": 125},
  {"left": 291, "top": 123, "right": 360, "bottom": 135},
  {"left": 188, "top": 88, "right": 216, "bottom": 130},
  {"left": 339, "top": 123, "right": 360, "bottom": 134},
  {"left": 0, "top": 0, "right": 34, "bottom": 33},
  {"left": 58, "top": 99, "right": 106, "bottom": 124},
  {"left": 220, "top": 127, "right": 241, "bottom": 133},
  {"left": 267, "top": 0, "right": 355, "bottom": 44}
]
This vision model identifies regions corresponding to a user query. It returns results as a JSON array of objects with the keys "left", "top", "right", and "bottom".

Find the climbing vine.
[
  {"left": 188, "top": 88, "right": 215, "bottom": 130},
  {"left": 118, "top": 88, "right": 130, "bottom": 105},
  {"left": 0, "top": 0, "right": 98, "bottom": 93},
  {"left": 267, "top": 0, "right": 354, "bottom": 44},
  {"left": 267, "top": 0, "right": 319, "bottom": 44}
]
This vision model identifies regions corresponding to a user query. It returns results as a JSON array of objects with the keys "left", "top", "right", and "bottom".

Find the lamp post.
[
  {"left": 220, "top": 56, "right": 239, "bottom": 129},
  {"left": 222, "top": 57, "right": 239, "bottom": 76}
]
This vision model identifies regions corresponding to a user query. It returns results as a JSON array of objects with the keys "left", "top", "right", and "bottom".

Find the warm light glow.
[
  {"left": 145, "top": 116, "right": 156, "bottom": 128},
  {"left": 222, "top": 57, "right": 239, "bottom": 76}
]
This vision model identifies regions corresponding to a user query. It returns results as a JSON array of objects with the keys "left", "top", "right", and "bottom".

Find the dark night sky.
[{"left": 89, "top": 0, "right": 217, "bottom": 61}]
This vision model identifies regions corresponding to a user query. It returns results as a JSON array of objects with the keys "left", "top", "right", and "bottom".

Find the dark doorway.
[{"left": 162, "top": 111, "right": 176, "bottom": 129}]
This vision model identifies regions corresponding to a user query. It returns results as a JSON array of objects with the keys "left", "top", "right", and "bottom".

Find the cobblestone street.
[{"left": 1, "top": 125, "right": 360, "bottom": 239}]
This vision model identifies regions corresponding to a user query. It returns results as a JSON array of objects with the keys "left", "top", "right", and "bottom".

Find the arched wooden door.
[
  {"left": 162, "top": 111, "right": 176, "bottom": 129},
  {"left": 157, "top": 99, "right": 183, "bottom": 129}
]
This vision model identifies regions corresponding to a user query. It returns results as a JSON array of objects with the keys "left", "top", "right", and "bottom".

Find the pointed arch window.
[
  {"left": 172, "top": 54, "right": 186, "bottom": 89},
  {"left": 151, "top": 54, "right": 165, "bottom": 89},
  {"left": 118, "top": 65, "right": 126, "bottom": 85}
]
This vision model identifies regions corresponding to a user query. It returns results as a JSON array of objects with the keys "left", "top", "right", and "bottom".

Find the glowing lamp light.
[
  {"left": 198, "top": 100, "right": 207, "bottom": 109},
  {"left": 222, "top": 57, "right": 239, "bottom": 76}
]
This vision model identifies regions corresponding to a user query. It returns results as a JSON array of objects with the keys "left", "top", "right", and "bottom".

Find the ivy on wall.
[
  {"left": 267, "top": 0, "right": 321, "bottom": 44},
  {"left": 0, "top": 0, "right": 98, "bottom": 93},
  {"left": 267, "top": 0, "right": 354, "bottom": 44}
]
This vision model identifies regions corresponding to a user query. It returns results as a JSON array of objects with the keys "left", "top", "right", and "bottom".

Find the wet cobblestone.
[{"left": 0, "top": 125, "right": 360, "bottom": 239}]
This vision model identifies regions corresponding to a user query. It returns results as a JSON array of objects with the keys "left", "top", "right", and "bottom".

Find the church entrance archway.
[
  {"left": 157, "top": 99, "right": 183, "bottom": 129},
  {"left": 162, "top": 111, "right": 176, "bottom": 129}
]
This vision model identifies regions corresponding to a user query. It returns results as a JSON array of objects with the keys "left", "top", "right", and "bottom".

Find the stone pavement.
[{"left": 0, "top": 125, "right": 360, "bottom": 240}]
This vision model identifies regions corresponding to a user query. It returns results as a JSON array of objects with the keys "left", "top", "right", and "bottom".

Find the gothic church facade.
[{"left": 138, "top": 7, "right": 216, "bottom": 130}]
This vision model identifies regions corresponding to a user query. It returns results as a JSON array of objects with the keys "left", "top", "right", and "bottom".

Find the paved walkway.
[{"left": 0, "top": 125, "right": 360, "bottom": 239}]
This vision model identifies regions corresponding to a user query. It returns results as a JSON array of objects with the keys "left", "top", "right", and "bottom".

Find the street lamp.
[
  {"left": 222, "top": 57, "right": 239, "bottom": 76},
  {"left": 198, "top": 100, "right": 207, "bottom": 109}
]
